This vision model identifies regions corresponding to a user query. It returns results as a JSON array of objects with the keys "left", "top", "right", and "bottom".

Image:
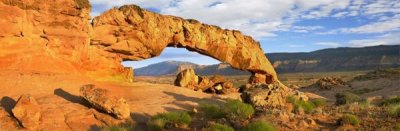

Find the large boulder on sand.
[
  {"left": 12, "top": 94, "right": 41, "bottom": 130},
  {"left": 174, "top": 69, "right": 199, "bottom": 90},
  {"left": 80, "top": 85, "right": 130, "bottom": 119},
  {"left": 241, "top": 82, "right": 296, "bottom": 110},
  {"left": 175, "top": 69, "right": 237, "bottom": 94}
]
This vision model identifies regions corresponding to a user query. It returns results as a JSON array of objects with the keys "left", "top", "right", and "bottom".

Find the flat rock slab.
[{"left": 80, "top": 84, "right": 131, "bottom": 119}]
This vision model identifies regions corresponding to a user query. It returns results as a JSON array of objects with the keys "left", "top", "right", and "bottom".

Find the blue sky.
[{"left": 89, "top": 0, "right": 400, "bottom": 68}]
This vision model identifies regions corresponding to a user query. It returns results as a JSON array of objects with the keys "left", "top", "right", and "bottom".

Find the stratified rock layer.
[{"left": 80, "top": 84, "right": 130, "bottom": 119}]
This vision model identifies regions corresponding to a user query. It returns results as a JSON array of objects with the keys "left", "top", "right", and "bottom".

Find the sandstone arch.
[
  {"left": 0, "top": 0, "right": 278, "bottom": 84},
  {"left": 91, "top": 5, "right": 278, "bottom": 84}
]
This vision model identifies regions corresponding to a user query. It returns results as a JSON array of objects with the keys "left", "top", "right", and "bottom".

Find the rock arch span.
[{"left": 91, "top": 5, "right": 278, "bottom": 84}]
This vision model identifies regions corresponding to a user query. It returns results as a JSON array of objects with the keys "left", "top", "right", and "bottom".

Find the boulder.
[
  {"left": 311, "top": 77, "right": 349, "bottom": 89},
  {"left": 80, "top": 85, "right": 130, "bottom": 119},
  {"left": 175, "top": 70, "right": 238, "bottom": 94},
  {"left": 12, "top": 94, "right": 41, "bottom": 130},
  {"left": 197, "top": 76, "right": 214, "bottom": 91},
  {"left": 174, "top": 69, "right": 199, "bottom": 90},
  {"left": 241, "top": 82, "right": 297, "bottom": 110}
]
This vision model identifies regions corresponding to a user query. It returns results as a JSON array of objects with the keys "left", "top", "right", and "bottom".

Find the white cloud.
[
  {"left": 90, "top": 0, "right": 400, "bottom": 43},
  {"left": 319, "top": 17, "right": 400, "bottom": 34},
  {"left": 314, "top": 42, "right": 341, "bottom": 47},
  {"left": 292, "top": 26, "right": 323, "bottom": 33},
  {"left": 348, "top": 33, "right": 400, "bottom": 47}
]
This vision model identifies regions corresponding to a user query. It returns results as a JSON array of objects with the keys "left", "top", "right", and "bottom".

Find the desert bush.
[
  {"left": 206, "top": 123, "right": 234, "bottom": 131},
  {"left": 338, "top": 114, "right": 360, "bottom": 126},
  {"left": 241, "top": 120, "right": 275, "bottom": 131},
  {"left": 101, "top": 123, "right": 133, "bottom": 131},
  {"left": 199, "top": 103, "right": 226, "bottom": 119},
  {"left": 311, "top": 98, "right": 327, "bottom": 107},
  {"left": 380, "top": 96, "right": 400, "bottom": 106},
  {"left": 335, "top": 92, "right": 361, "bottom": 105},
  {"left": 148, "top": 111, "right": 191, "bottom": 130},
  {"left": 288, "top": 96, "right": 315, "bottom": 114},
  {"left": 388, "top": 104, "right": 400, "bottom": 117},
  {"left": 224, "top": 99, "right": 255, "bottom": 121}
]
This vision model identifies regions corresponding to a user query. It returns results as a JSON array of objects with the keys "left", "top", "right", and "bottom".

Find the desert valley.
[{"left": 0, "top": 0, "right": 399, "bottom": 131}]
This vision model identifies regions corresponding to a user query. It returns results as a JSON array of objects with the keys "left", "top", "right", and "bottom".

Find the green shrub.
[
  {"left": 338, "top": 114, "right": 361, "bottom": 126},
  {"left": 148, "top": 111, "right": 191, "bottom": 130},
  {"left": 288, "top": 96, "right": 315, "bottom": 114},
  {"left": 242, "top": 120, "right": 275, "bottom": 131},
  {"left": 335, "top": 92, "right": 361, "bottom": 105},
  {"left": 224, "top": 99, "right": 255, "bottom": 121},
  {"left": 199, "top": 103, "right": 226, "bottom": 119},
  {"left": 388, "top": 104, "right": 400, "bottom": 117},
  {"left": 381, "top": 96, "right": 400, "bottom": 106},
  {"left": 206, "top": 123, "right": 234, "bottom": 131},
  {"left": 101, "top": 124, "right": 133, "bottom": 131},
  {"left": 395, "top": 123, "right": 400, "bottom": 131},
  {"left": 311, "top": 98, "right": 327, "bottom": 107}
]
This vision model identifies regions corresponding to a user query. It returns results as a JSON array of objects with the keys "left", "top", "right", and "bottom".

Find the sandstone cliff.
[{"left": 0, "top": 0, "right": 278, "bottom": 84}]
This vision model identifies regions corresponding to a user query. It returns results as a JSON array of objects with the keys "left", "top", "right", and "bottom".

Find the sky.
[{"left": 89, "top": 0, "right": 400, "bottom": 68}]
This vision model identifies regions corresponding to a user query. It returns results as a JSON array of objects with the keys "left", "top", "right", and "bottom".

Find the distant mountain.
[
  {"left": 134, "top": 61, "right": 199, "bottom": 76},
  {"left": 268, "top": 45, "right": 400, "bottom": 73},
  {"left": 134, "top": 45, "right": 400, "bottom": 76}
]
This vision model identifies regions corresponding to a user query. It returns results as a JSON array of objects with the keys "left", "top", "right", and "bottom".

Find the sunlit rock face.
[
  {"left": 0, "top": 0, "right": 278, "bottom": 84},
  {"left": 92, "top": 5, "right": 278, "bottom": 83}
]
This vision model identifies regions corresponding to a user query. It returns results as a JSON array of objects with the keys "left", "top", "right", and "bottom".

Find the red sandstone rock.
[
  {"left": 0, "top": 0, "right": 278, "bottom": 84},
  {"left": 12, "top": 94, "right": 41, "bottom": 130},
  {"left": 80, "top": 84, "right": 130, "bottom": 119}
]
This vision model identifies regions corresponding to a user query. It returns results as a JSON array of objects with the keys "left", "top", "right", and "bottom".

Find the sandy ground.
[{"left": 0, "top": 69, "right": 240, "bottom": 130}]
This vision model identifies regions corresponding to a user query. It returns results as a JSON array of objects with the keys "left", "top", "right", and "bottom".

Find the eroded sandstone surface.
[
  {"left": 0, "top": 0, "right": 278, "bottom": 84},
  {"left": 12, "top": 94, "right": 41, "bottom": 130},
  {"left": 80, "top": 84, "right": 130, "bottom": 119}
]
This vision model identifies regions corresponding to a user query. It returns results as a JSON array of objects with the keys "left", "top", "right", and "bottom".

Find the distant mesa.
[{"left": 135, "top": 45, "right": 400, "bottom": 76}]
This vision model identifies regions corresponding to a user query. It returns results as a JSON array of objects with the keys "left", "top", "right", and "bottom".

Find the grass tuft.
[
  {"left": 288, "top": 96, "right": 315, "bottom": 114},
  {"left": 310, "top": 98, "right": 327, "bottom": 108},
  {"left": 147, "top": 111, "right": 191, "bottom": 130},
  {"left": 241, "top": 120, "right": 275, "bottom": 131},
  {"left": 199, "top": 103, "right": 226, "bottom": 119},
  {"left": 206, "top": 123, "right": 234, "bottom": 131},
  {"left": 338, "top": 114, "right": 361, "bottom": 126},
  {"left": 224, "top": 99, "right": 255, "bottom": 121},
  {"left": 388, "top": 104, "right": 400, "bottom": 117}
]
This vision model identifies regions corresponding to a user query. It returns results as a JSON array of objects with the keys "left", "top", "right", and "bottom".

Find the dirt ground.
[
  {"left": 1, "top": 69, "right": 399, "bottom": 130},
  {"left": 0, "top": 69, "right": 239, "bottom": 130}
]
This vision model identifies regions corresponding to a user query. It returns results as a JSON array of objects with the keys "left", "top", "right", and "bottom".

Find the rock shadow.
[
  {"left": 0, "top": 96, "right": 16, "bottom": 114},
  {"left": 162, "top": 91, "right": 226, "bottom": 112},
  {"left": 54, "top": 88, "right": 91, "bottom": 107},
  {"left": 88, "top": 125, "right": 101, "bottom": 131},
  {"left": 130, "top": 112, "right": 151, "bottom": 130}
]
